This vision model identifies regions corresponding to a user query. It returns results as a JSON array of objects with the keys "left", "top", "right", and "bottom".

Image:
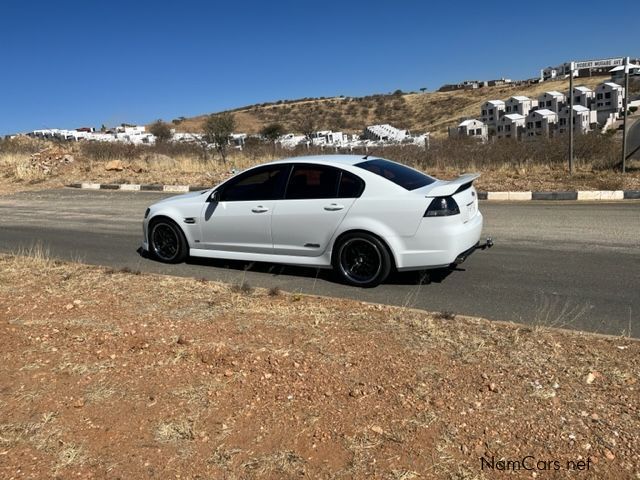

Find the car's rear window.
[{"left": 355, "top": 158, "right": 435, "bottom": 190}]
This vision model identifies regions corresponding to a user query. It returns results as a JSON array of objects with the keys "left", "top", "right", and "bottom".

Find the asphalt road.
[{"left": 0, "top": 189, "right": 638, "bottom": 336}]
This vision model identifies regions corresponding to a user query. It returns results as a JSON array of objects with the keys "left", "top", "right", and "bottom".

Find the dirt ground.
[{"left": 0, "top": 253, "right": 638, "bottom": 479}]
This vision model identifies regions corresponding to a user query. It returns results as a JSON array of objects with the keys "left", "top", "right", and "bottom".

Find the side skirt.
[{"left": 189, "top": 248, "right": 333, "bottom": 269}]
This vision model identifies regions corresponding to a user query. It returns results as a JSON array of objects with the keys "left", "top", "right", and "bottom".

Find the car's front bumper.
[{"left": 141, "top": 219, "right": 149, "bottom": 252}]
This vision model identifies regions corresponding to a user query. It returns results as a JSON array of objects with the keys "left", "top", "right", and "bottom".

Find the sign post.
[
  {"left": 621, "top": 56, "right": 629, "bottom": 174},
  {"left": 569, "top": 61, "right": 575, "bottom": 175}
]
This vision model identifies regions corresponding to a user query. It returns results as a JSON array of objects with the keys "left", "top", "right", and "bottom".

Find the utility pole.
[
  {"left": 621, "top": 56, "right": 630, "bottom": 174},
  {"left": 569, "top": 61, "right": 575, "bottom": 175}
]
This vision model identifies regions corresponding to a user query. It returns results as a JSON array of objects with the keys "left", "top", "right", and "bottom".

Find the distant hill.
[{"left": 168, "top": 76, "right": 608, "bottom": 138}]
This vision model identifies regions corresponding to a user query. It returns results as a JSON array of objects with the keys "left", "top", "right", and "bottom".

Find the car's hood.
[
  {"left": 153, "top": 189, "right": 210, "bottom": 206},
  {"left": 415, "top": 173, "right": 480, "bottom": 197}
]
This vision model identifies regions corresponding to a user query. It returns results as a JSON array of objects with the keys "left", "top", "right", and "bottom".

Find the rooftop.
[
  {"left": 532, "top": 108, "right": 556, "bottom": 117},
  {"left": 459, "top": 119, "right": 482, "bottom": 126},
  {"left": 571, "top": 105, "right": 590, "bottom": 112}
]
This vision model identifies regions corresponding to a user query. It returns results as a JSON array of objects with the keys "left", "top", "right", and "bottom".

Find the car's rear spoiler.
[{"left": 421, "top": 173, "right": 480, "bottom": 197}]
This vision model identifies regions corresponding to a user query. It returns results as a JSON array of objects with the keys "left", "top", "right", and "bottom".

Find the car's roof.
[{"left": 261, "top": 154, "right": 377, "bottom": 167}]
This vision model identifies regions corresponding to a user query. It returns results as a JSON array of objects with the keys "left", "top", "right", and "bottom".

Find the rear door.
[
  {"left": 271, "top": 164, "right": 364, "bottom": 257},
  {"left": 199, "top": 164, "right": 290, "bottom": 254}
]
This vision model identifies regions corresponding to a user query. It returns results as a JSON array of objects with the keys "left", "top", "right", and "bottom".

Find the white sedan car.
[{"left": 142, "top": 155, "right": 490, "bottom": 287}]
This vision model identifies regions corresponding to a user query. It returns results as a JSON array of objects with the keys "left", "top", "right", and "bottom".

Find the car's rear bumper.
[{"left": 393, "top": 212, "right": 484, "bottom": 271}]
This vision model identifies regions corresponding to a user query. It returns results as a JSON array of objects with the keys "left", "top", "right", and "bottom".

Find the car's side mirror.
[{"left": 208, "top": 190, "right": 220, "bottom": 203}]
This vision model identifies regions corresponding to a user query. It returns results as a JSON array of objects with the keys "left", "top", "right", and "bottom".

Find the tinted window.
[
  {"left": 285, "top": 165, "right": 340, "bottom": 199},
  {"left": 338, "top": 171, "right": 365, "bottom": 197},
  {"left": 355, "top": 158, "right": 435, "bottom": 190},
  {"left": 220, "top": 165, "right": 289, "bottom": 201}
]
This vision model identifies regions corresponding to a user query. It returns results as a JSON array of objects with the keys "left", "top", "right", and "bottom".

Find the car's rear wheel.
[
  {"left": 334, "top": 232, "right": 391, "bottom": 287},
  {"left": 149, "top": 219, "right": 188, "bottom": 263}
]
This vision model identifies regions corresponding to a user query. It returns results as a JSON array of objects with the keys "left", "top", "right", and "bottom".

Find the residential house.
[
  {"left": 594, "top": 82, "right": 625, "bottom": 124},
  {"left": 487, "top": 78, "right": 512, "bottom": 87},
  {"left": 558, "top": 105, "right": 597, "bottom": 134},
  {"left": 449, "top": 119, "right": 488, "bottom": 141},
  {"left": 480, "top": 100, "right": 505, "bottom": 134},
  {"left": 537, "top": 91, "right": 566, "bottom": 114},
  {"left": 525, "top": 109, "right": 558, "bottom": 138},
  {"left": 611, "top": 63, "right": 640, "bottom": 84},
  {"left": 571, "top": 86, "right": 595, "bottom": 109},
  {"left": 496, "top": 114, "right": 526, "bottom": 139},
  {"left": 505, "top": 96, "right": 535, "bottom": 116}
]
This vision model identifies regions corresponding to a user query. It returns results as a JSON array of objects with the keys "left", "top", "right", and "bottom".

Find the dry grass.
[
  {"left": 2, "top": 133, "right": 639, "bottom": 195},
  {"left": 155, "top": 419, "right": 196, "bottom": 443},
  {"left": 242, "top": 450, "right": 306, "bottom": 477},
  {"left": 171, "top": 77, "right": 606, "bottom": 137}
]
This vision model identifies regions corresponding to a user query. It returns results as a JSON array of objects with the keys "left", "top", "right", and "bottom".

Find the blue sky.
[{"left": 1, "top": 0, "right": 638, "bottom": 135}]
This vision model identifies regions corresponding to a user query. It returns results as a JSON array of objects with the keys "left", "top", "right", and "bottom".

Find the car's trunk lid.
[{"left": 415, "top": 173, "right": 480, "bottom": 197}]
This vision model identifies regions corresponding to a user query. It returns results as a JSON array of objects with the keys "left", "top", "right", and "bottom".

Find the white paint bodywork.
[{"left": 142, "top": 155, "right": 484, "bottom": 271}]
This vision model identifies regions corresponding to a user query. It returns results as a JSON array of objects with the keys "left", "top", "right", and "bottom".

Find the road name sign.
[{"left": 574, "top": 58, "right": 624, "bottom": 69}]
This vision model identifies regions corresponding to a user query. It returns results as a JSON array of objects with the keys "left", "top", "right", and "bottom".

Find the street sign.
[{"left": 574, "top": 57, "right": 624, "bottom": 69}]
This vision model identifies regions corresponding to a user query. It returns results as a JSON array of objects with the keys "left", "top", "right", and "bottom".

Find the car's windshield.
[{"left": 355, "top": 158, "right": 435, "bottom": 190}]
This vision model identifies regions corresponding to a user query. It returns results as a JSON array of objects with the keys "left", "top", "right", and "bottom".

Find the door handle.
[
  {"left": 251, "top": 206, "right": 269, "bottom": 213},
  {"left": 324, "top": 203, "right": 344, "bottom": 211}
]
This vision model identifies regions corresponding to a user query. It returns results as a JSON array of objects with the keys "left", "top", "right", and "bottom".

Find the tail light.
[{"left": 424, "top": 196, "right": 460, "bottom": 217}]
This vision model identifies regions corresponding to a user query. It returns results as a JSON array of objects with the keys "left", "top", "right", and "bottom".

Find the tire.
[
  {"left": 148, "top": 218, "right": 188, "bottom": 264},
  {"left": 333, "top": 232, "right": 392, "bottom": 287}
]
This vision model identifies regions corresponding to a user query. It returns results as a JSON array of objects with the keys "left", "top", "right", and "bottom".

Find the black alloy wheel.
[
  {"left": 335, "top": 233, "right": 391, "bottom": 287},
  {"left": 149, "top": 220, "right": 188, "bottom": 263}
]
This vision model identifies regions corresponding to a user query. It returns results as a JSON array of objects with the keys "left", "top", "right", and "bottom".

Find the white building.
[
  {"left": 571, "top": 86, "right": 595, "bottom": 109},
  {"left": 594, "top": 82, "right": 625, "bottom": 124},
  {"left": 558, "top": 105, "right": 597, "bottom": 134},
  {"left": 480, "top": 100, "right": 505, "bottom": 134},
  {"left": 540, "top": 63, "right": 572, "bottom": 81},
  {"left": 505, "top": 96, "right": 536, "bottom": 116},
  {"left": 311, "top": 130, "right": 346, "bottom": 146},
  {"left": 364, "top": 124, "right": 409, "bottom": 142},
  {"left": 538, "top": 91, "right": 566, "bottom": 114},
  {"left": 497, "top": 113, "right": 526, "bottom": 139},
  {"left": 449, "top": 119, "right": 488, "bottom": 141},
  {"left": 525, "top": 109, "right": 558, "bottom": 138}
]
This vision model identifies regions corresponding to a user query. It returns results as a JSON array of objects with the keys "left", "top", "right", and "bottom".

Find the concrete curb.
[{"left": 65, "top": 183, "right": 640, "bottom": 201}]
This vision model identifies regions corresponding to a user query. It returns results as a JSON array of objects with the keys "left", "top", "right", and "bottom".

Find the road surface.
[{"left": 0, "top": 189, "right": 638, "bottom": 336}]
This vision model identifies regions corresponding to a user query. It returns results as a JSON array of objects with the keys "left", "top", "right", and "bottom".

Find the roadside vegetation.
[
  {"left": 1, "top": 131, "right": 639, "bottom": 195},
  {"left": 0, "top": 252, "right": 638, "bottom": 478}
]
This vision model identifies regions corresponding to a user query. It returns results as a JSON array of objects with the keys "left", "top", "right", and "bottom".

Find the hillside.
[{"left": 170, "top": 76, "right": 607, "bottom": 138}]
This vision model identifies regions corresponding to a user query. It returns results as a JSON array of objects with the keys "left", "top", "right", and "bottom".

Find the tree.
[
  {"left": 149, "top": 120, "right": 172, "bottom": 143},
  {"left": 260, "top": 123, "right": 285, "bottom": 154},
  {"left": 296, "top": 117, "right": 316, "bottom": 146},
  {"left": 202, "top": 112, "right": 236, "bottom": 163},
  {"left": 260, "top": 123, "right": 285, "bottom": 143},
  {"left": 419, "top": 87, "right": 428, "bottom": 93}
]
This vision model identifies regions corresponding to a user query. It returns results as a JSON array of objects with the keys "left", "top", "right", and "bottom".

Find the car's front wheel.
[
  {"left": 149, "top": 218, "right": 188, "bottom": 264},
  {"left": 334, "top": 232, "right": 392, "bottom": 287}
]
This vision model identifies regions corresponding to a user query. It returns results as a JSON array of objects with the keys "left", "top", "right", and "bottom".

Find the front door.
[{"left": 199, "top": 164, "right": 290, "bottom": 254}]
